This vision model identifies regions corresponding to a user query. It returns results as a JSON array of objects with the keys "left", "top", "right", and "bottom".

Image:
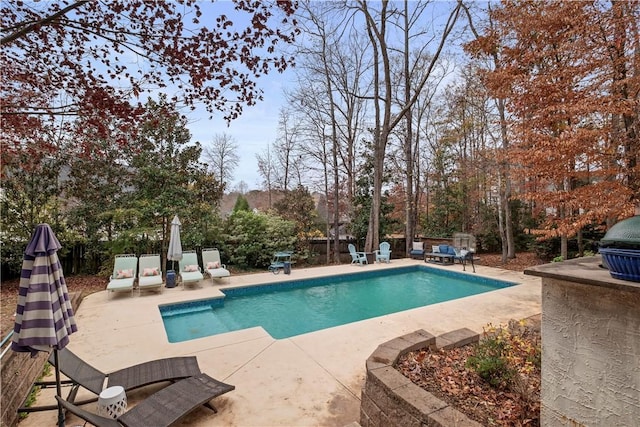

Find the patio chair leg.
[{"left": 204, "top": 401, "right": 217, "bottom": 413}]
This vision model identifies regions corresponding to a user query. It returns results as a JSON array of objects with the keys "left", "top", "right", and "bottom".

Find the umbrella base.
[{"left": 166, "top": 270, "right": 177, "bottom": 288}]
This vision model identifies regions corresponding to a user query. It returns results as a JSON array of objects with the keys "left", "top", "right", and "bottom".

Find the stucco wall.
[{"left": 541, "top": 277, "right": 640, "bottom": 426}]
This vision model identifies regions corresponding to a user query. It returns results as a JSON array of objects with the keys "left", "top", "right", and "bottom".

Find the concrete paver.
[{"left": 20, "top": 259, "right": 541, "bottom": 427}]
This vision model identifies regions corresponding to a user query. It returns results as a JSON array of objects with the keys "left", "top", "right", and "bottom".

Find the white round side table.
[{"left": 97, "top": 385, "right": 127, "bottom": 418}]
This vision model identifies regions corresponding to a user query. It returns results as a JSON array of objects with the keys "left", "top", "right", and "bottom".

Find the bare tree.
[
  {"left": 233, "top": 180, "right": 249, "bottom": 195},
  {"left": 288, "top": 1, "right": 370, "bottom": 263},
  {"left": 202, "top": 132, "right": 240, "bottom": 186},
  {"left": 274, "top": 109, "right": 303, "bottom": 190},
  {"left": 395, "top": 0, "right": 456, "bottom": 255},
  {"left": 285, "top": 80, "right": 336, "bottom": 261},
  {"left": 256, "top": 145, "right": 277, "bottom": 208},
  {"left": 357, "top": 0, "right": 463, "bottom": 252},
  {"left": 385, "top": 49, "right": 449, "bottom": 253}
]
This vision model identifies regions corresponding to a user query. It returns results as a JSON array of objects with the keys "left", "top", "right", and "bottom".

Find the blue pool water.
[{"left": 160, "top": 265, "right": 515, "bottom": 342}]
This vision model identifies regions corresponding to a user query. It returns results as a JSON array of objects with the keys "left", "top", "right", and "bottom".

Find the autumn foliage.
[
  {"left": 467, "top": 1, "right": 640, "bottom": 239},
  {"left": 1, "top": 0, "right": 298, "bottom": 168}
]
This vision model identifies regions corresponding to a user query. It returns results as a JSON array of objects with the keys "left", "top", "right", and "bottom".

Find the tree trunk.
[
  {"left": 403, "top": 0, "right": 415, "bottom": 256},
  {"left": 496, "top": 96, "right": 515, "bottom": 260},
  {"left": 561, "top": 235, "right": 568, "bottom": 261},
  {"left": 366, "top": 136, "right": 385, "bottom": 252},
  {"left": 577, "top": 229, "right": 583, "bottom": 256},
  {"left": 497, "top": 172, "right": 508, "bottom": 263},
  {"left": 333, "top": 135, "right": 341, "bottom": 264}
]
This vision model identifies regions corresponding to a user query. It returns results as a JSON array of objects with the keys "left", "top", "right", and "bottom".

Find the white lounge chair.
[
  {"left": 106, "top": 254, "right": 138, "bottom": 297},
  {"left": 178, "top": 250, "right": 203, "bottom": 288},
  {"left": 138, "top": 254, "right": 164, "bottom": 295},
  {"left": 202, "top": 248, "right": 230, "bottom": 283}
]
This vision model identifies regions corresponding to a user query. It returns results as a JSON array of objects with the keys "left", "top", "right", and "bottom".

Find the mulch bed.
[{"left": 396, "top": 319, "right": 541, "bottom": 426}]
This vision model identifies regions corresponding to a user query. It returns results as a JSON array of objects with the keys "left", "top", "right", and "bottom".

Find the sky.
[
  {"left": 186, "top": 68, "right": 291, "bottom": 192},
  {"left": 182, "top": 0, "right": 296, "bottom": 192}
]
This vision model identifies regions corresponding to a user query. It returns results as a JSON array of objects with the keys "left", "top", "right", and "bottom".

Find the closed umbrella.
[
  {"left": 167, "top": 215, "right": 183, "bottom": 286},
  {"left": 12, "top": 223, "right": 77, "bottom": 427}
]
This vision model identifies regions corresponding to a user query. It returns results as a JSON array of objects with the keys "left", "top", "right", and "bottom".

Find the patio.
[{"left": 21, "top": 259, "right": 541, "bottom": 426}]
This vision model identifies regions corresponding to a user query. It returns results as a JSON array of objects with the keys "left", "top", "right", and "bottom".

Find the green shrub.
[
  {"left": 222, "top": 210, "right": 296, "bottom": 268},
  {"left": 466, "top": 327, "right": 514, "bottom": 387},
  {"left": 466, "top": 320, "right": 541, "bottom": 391}
]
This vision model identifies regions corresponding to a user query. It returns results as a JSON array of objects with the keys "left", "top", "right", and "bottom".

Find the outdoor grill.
[{"left": 599, "top": 214, "right": 640, "bottom": 282}]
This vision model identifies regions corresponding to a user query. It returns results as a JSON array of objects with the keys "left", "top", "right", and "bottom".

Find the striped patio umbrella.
[{"left": 12, "top": 223, "right": 77, "bottom": 427}]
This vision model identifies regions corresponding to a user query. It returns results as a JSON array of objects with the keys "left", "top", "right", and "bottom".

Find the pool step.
[{"left": 162, "top": 305, "right": 214, "bottom": 317}]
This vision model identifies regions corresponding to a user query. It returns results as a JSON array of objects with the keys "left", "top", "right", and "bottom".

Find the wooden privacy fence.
[{"left": 2, "top": 237, "right": 465, "bottom": 281}]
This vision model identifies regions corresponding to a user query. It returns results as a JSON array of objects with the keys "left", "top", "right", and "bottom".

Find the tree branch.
[{"left": 1, "top": 0, "right": 89, "bottom": 46}]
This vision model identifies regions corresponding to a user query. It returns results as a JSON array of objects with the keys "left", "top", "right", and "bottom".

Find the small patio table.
[
  {"left": 97, "top": 385, "right": 127, "bottom": 418},
  {"left": 269, "top": 251, "right": 293, "bottom": 274}
]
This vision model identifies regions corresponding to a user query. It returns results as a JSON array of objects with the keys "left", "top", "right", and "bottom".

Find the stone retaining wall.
[
  {"left": 1, "top": 350, "right": 50, "bottom": 427},
  {"left": 360, "top": 328, "right": 481, "bottom": 427}
]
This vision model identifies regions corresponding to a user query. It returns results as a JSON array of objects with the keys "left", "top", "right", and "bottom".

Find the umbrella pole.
[{"left": 54, "top": 350, "right": 65, "bottom": 427}]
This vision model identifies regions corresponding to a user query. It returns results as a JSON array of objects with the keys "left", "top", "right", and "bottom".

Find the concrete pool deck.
[{"left": 22, "top": 258, "right": 541, "bottom": 427}]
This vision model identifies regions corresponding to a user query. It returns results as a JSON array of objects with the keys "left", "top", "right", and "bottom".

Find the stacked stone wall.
[{"left": 360, "top": 328, "right": 481, "bottom": 427}]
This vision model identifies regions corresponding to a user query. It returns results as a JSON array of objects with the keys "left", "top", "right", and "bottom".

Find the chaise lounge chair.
[
  {"left": 55, "top": 372, "right": 235, "bottom": 427},
  {"left": 348, "top": 244, "right": 368, "bottom": 265},
  {"left": 137, "top": 254, "right": 163, "bottom": 295},
  {"left": 18, "top": 347, "right": 202, "bottom": 413},
  {"left": 107, "top": 254, "right": 138, "bottom": 297},
  {"left": 202, "top": 248, "right": 230, "bottom": 283},
  {"left": 375, "top": 242, "right": 391, "bottom": 263},
  {"left": 179, "top": 250, "right": 204, "bottom": 287}
]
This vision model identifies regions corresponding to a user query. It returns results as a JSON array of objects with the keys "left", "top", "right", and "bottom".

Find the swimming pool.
[{"left": 160, "top": 265, "right": 516, "bottom": 342}]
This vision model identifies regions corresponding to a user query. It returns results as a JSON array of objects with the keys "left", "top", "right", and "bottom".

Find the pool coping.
[
  {"left": 159, "top": 264, "right": 517, "bottom": 342},
  {"left": 21, "top": 258, "right": 542, "bottom": 427}
]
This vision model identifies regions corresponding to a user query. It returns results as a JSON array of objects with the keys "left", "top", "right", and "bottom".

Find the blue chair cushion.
[{"left": 437, "top": 245, "right": 457, "bottom": 255}]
